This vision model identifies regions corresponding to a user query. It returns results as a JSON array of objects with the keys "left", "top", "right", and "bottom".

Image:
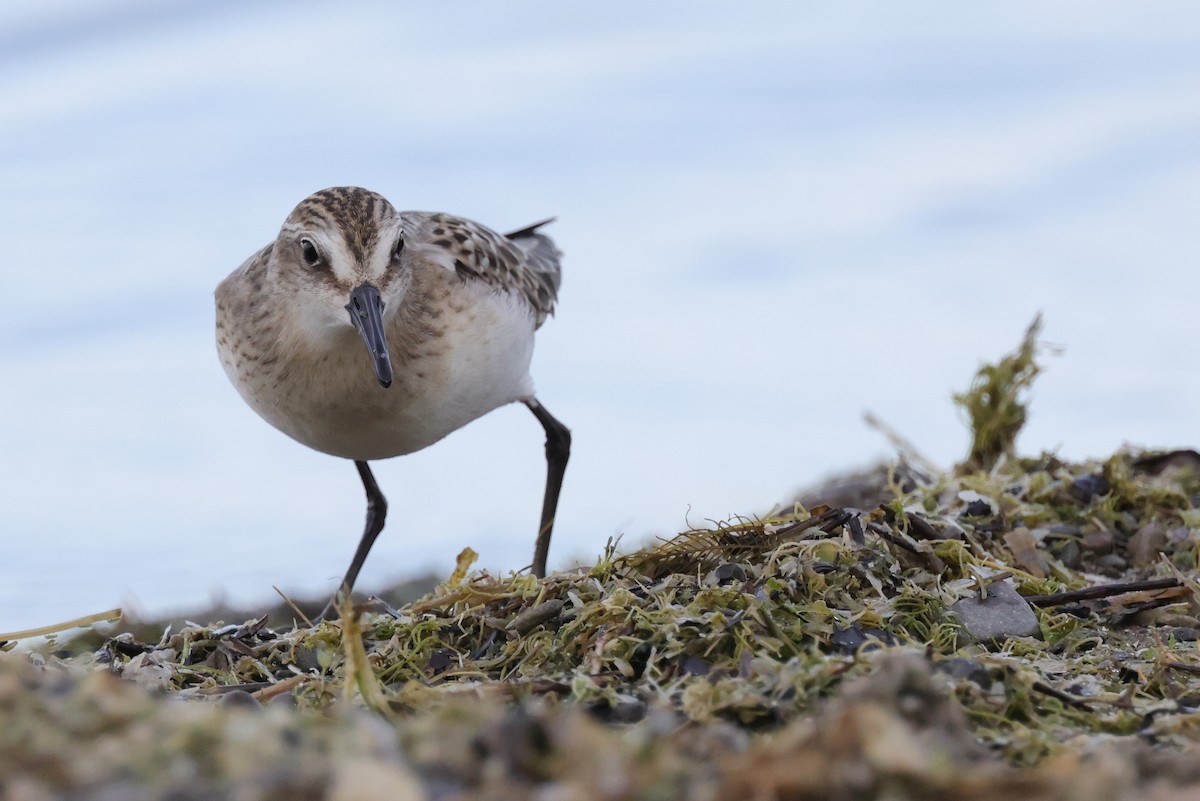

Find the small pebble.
[{"left": 950, "top": 581, "right": 1041, "bottom": 645}]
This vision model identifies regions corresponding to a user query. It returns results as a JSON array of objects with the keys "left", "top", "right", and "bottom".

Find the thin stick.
[
  {"left": 865, "top": 520, "right": 946, "bottom": 573},
  {"left": 273, "top": 585, "right": 314, "bottom": 628},
  {"left": 862, "top": 410, "right": 940, "bottom": 475},
  {"left": 0, "top": 608, "right": 123, "bottom": 642},
  {"left": 1023, "top": 577, "right": 1183, "bottom": 608},
  {"left": 251, "top": 673, "right": 308, "bottom": 703},
  {"left": 1031, "top": 681, "right": 1093, "bottom": 711}
]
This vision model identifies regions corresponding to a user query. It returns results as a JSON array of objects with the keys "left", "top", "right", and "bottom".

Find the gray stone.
[
  {"left": 1095, "top": 553, "right": 1128, "bottom": 576},
  {"left": 950, "top": 581, "right": 1041, "bottom": 645},
  {"left": 1082, "top": 528, "right": 1114, "bottom": 554},
  {"left": 1054, "top": 539, "right": 1082, "bottom": 570},
  {"left": 1129, "top": 522, "right": 1167, "bottom": 568}
]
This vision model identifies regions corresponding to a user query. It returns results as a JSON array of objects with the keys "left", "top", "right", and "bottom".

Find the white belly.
[{"left": 224, "top": 285, "right": 538, "bottom": 461}]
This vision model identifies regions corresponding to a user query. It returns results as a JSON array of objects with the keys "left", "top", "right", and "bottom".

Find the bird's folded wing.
[{"left": 401, "top": 211, "right": 561, "bottom": 326}]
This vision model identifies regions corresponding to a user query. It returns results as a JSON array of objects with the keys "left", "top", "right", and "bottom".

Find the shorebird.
[{"left": 215, "top": 187, "right": 570, "bottom": 605}]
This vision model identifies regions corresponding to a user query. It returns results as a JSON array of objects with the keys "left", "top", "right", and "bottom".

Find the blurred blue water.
[{"left": 1, "top": 1, "right": 1198, "bottom": 632}]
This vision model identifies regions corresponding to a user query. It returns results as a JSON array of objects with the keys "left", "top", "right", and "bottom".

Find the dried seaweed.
[
  {"left": 954, "top": 313, "right": 1047, "bottom": 472},
  {"left": 2, "top": 319, "right": 1200, "bottom": 798},
  {"left": 57, "top": 444, "right": 1198, "bottom": 765}
]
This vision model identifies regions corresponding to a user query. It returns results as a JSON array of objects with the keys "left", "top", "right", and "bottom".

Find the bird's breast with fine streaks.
[{"left": 217, "top": 267, "right": 537, "bottom": 461}]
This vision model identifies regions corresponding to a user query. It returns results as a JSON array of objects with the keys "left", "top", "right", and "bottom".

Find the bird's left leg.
[
  {"left": 318, "top": 460, "right": 388, "bottom": 620},
  {"left": 525, "top": 399, "right": 571, "bottom": 578}
]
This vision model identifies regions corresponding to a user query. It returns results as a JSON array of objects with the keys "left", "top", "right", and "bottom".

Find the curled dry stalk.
[{"left": 336, "top": 590, "right": 393, "bottom": 720}]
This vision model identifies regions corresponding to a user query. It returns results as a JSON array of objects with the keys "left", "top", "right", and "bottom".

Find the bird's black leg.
[
  {"left": 319, "top": 460, "right": 388, "bottom": 620},
  {"left": 525, "top": 399, "right": 570, "bottom": 578}
]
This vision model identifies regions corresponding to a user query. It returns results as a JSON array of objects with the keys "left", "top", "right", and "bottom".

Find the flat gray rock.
[{"left": 950, "top": 581, "right": 1041, "bottom": 644}]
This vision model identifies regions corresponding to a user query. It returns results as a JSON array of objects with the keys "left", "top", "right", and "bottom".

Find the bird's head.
[{"left": 271, "top": 186, "right": 410, "bottom": 388}]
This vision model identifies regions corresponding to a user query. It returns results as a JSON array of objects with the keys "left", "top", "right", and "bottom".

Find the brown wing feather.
[{"left": 405, "top": 212, "right": 561, "bottom": 326}]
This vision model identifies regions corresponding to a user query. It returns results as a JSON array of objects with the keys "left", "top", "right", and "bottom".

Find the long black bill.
[{"left": 345, "top": 283, "right": 393, "bottom": 388}]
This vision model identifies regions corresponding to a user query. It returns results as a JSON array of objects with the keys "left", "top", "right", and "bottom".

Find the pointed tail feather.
[{"left": 504, "top": 217, "right": 557, "bottom": 240}]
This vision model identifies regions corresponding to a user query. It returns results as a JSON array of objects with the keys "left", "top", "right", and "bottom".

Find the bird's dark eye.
[
  {"left": 393, "top": 234, "right": 405, "bottom": 260},
  {"left": 300, "top": 238, "right": 321, "bottom": 267}
]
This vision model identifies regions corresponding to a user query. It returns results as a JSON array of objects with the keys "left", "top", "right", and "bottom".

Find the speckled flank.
[{"left": 418, "top": 211, "right": 560, "bottom": 326}]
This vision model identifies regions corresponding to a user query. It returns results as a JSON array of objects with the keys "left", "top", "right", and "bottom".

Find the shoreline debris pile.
[{"left": 2, "top": 315, "right": 1198, "bottom": 799}]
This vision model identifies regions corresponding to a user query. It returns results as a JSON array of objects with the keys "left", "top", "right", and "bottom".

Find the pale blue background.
[{"left": 2, "top": 1, "right": 1198, "bottom": 632}]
